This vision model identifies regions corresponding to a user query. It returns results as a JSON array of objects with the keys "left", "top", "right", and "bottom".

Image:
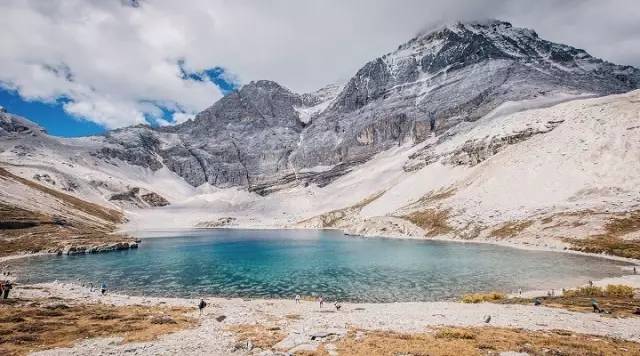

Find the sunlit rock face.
[{"left": 94, "top": 20, "right": 640, "bottom": 193}]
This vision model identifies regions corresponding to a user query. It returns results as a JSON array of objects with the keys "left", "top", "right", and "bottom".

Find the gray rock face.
[
  {"left": 0, "top": 111, "right": 47, "bottom": 137},
  {"left": 83, "top": 20, "right": 640, "bottom": 193}
]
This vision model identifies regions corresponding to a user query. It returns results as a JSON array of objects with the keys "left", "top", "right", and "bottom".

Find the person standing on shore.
[
  {"left": 1, "top": 280, "right": 12, "bottom": 299},
  {"left": 100, "top": 282, "right": 107, "bottom": 295},
  {"left": 318, "top": 295, "right": 324, "bottom": 308},
  {"left": 295, "top": 294, "right": 301, "bottom": 304},
  {"left": 518, "top": 288, "right": 522, "bottom": 296},
  {"left": 198, "top": 299, "right": 207, "bottom": 316}
]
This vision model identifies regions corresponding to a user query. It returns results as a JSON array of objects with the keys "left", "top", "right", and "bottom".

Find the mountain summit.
[{"left": 2, "top": 20, "right": 639, "bottom": 194}]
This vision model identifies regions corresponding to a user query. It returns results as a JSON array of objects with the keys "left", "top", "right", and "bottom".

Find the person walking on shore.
[
  {"left": 1, "top": 280, "right": 12, "bottom": 299},
  {"left": 295, "top": 294, "right": 301, "bottom": 304},
  {"left": 318, "top": 295, "right": 324, "bottom": 308},
  {"left": 198, "top": 299, "right": 207, "bottom": 316},
  {"left": 100, "top": 282, "right": 107, "bottom": 295}
]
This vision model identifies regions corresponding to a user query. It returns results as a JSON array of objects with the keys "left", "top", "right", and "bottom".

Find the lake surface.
[{"left": 12, "top": 229, "right": 630, "bottom": 302}]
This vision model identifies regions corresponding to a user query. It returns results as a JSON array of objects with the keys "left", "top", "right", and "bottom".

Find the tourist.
[
  {"left": 518, "top": 288, "right": 522, "bottom": 296},
  {"left": 295, "top": 294, "right": 301, "bottom": 304},
  {"left": 101, "top": 282, "right": 107, "bottom": 295},
  {"left": 634, "top": 266, "right": 637, "bottom": 275},
  {"left": 591, "top": 298, "right": 603, "bottom": 313},
  {"left": 588, "top": 280, "right": 593, "bottom": 287},
  {"left": 2, "top": 280, "right": 12, "bottom": 299},
  {"left": 318, "top": 295, "right": 324, "bottom": 308},
  {"left": 198, "top": 299, "right": 207, "bottom": 316},
  {"left": 334, "top": 301, "right": 342, "bottom": 311},
  {"left": 89, "top": 282, "right": 94, "bottom": 292},
  {"left": 551, "top": 289, "right": 555, "bottom": 297}
]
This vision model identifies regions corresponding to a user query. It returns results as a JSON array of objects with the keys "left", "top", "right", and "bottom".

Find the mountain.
[
  {"left": 1, "top": 20, "right": 640, "bottom": 255},
  {"left": 90, "top": 20, "right": 640, "bottom": 194}
]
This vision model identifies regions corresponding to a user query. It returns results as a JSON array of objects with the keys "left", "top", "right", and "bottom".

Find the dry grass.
[
  {"left": 0, "top": 167, "right": 134, "bottom": 256},
  {"left": 403, "top": 208, "right": 452, "bottom": 236},
  {"left": 556, "top": 284, "right": 635, "bottom": 299},
  {"left": 226, "top": 324, "right": 285, "bottom": 350},
  {"left": 324, "top": 327, "right": 640, "bottom": 356},
  {"left": 461, "top": 292, "right": 506, "bottom": 304},
  {"left": 606, "top": 284, "right": 635, "bottom": 298},
  {"left": 570, "top": 236, "right": 640, "bottom": 259},
  {"left": 605, "top": 210, "right": 640, "bottom": 236},
  {"left": 568, "top": 210, "right": 640, "bottom": 259},
  {"left": 499, "top": 289, "right": 639, "bottom": 318},
  {"left": 413, "top": 187, "right": 456, "bottom": 206},
  {"left": 298, "top": 191, "right": 386, "bottom": 228},
  {"left": 489, "top": 220, "right": 533, "bottom": 239},
  {"left": 0, "top": 298, "right": 196, "bottom": 355},
  {"left": 0, "top": 167, "right": 123, "bottom": 224},
  {"left": 563, "top": 285, "right": 606, "bottom": 297}
]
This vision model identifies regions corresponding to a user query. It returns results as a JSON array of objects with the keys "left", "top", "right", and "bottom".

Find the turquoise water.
[{"left": 12, "top": 229, "right": 630, "bottom": 302}]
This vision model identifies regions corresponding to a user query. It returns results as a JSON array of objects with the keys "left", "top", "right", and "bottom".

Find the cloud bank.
[{"left": 1, "top": 0, "right": 639, "bottom": 129}]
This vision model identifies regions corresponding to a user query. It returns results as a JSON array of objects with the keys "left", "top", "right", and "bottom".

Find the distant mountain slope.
[
  {"left": 123, "top": 90, "right": 640, "bottom": 256},
  {"left": 8, "top": 20, "right": 634, "bottom": 195},
  {"left": 1, "top": 20, "right": 639, "bottom": 257},
  {"left": 291, "top": 20, "right": 640, "bottom": 173},
  {"left": 0, "top": 166, "right": 135, "bottom": 256}
]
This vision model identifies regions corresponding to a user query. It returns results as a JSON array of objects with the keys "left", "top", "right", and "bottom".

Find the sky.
[{"left": 1, "top": 0, "right": 639, "bottom": 137}]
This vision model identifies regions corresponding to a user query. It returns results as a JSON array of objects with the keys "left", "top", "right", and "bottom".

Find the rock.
[
  {"left": 289, "top": 343, "right": 318, "bottom": 353},
  {"left": 109, "top": 187, "right": 169, "bottom": 208},
  {"left": 3, "top": 20, "right": 639, "bottom": 198}
]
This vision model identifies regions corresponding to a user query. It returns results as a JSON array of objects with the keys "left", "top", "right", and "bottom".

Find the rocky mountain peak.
[{"left": 26, "top": 19, "right": 640, "bottom": 195}]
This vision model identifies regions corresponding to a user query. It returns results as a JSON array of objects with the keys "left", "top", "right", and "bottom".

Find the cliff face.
[{"left": 4, "top": 20, "right": 640, "bottom": 195}]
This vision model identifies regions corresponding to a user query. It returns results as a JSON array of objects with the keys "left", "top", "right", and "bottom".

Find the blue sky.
[{"left": 0, "top": 68, "right": 237, "bottom": 137}]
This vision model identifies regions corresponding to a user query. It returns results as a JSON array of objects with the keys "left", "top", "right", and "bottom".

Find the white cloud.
[{"left": 1, "top": 0, "right": 639, "bottom": 129}]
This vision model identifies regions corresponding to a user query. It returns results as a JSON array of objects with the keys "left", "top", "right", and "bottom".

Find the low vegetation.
[
  {"left": 298, "top": 191, "right": 386, "bottom": 228},
  {"left": 489, "top": 220, "right": 533, "bottom": 239},
  {"left": 570, "top": 236, "right": 640, "bottom": 259},
  {"left": 324, "top": 327, "right": 640, "bottom": 356},
  {"left": 499, "top": 285, "right": 638, "bottom": 317},
  {"left": 461, "top": 292, "right": 505, "bottom": 303},
  {"left": 402, "top": 208, "right": 452, "bottom": 236},
  {"left": 560, "top": 284, "right": 635, "bottom": 299},
  {"left": 0, "top": 167, "right": 133, "bottom": 257},
  {"left": 568, "top": 210, "right": 640, "bottom": 259},
  {"left": 226, "top": 324, "right": 285, "bottom": 351},
  {"left": 0, "top": 297, "right": 196, "bottom": 355},
  {"left": 0, "top": 167, "right": 123, "bottom": 224}
]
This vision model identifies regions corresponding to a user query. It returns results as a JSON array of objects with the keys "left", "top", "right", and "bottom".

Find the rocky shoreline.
[
  {"left": 9, "top": 274, "right": 640, "bottom": 355},
  {"left": 3, "top": 230, "right": 640, "bottom": 355}
]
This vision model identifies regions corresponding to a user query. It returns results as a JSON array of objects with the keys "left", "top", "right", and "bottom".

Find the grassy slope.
[{"left": 0, "top": 167, "right": 132, "bottom": 256}]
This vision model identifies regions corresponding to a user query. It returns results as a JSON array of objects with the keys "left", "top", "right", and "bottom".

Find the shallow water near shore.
[{"left": 12, "top": 229, "right": 632, "bottom": 302}]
